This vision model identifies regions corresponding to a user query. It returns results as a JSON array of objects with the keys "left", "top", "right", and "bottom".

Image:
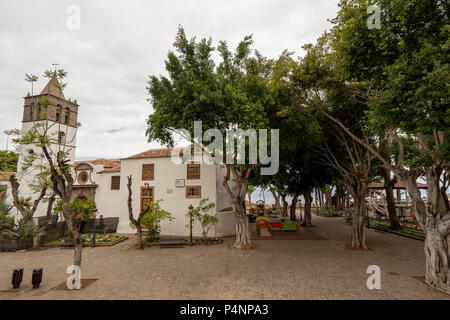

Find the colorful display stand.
[
  {"left": 283, "top": 222, "right": 299, "bottom": 232},
  {"left": 256, "top": 216, "right": 272, "bottom": 236}
]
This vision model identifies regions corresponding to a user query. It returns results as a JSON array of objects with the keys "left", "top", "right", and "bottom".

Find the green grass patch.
[
  {"left": 144, "top": 237, "right": 223, "bottom": 246},
  {"left": 369, "top": 221, "right": 425, "bottom": 241},
  {"left": 319, "top": 209, "right": 344, "bottom": 217},
  {"left": 48, "top": 234, "right": 126, "bottom": 246}
]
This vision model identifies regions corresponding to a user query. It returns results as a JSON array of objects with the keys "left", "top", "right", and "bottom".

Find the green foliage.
[
  {"left": 48, "top": 234, "right": 126, "bottom": 246},
  {"left": 0, "top": 190, "right": 16, "bottom": 238},
  {"left": 186, "top": 199, "right": 217, "bottom": 240},
  {"left": 321, "top": 209, "right": 343, "bottom": 217},
  {"left": 138, "top": 199, "right": 174, "bottom": 242},
  {"left": 17, "top": 196, "right": 33, "bottom": 209},
  {"left": 54, "top": 198, "right": 97, "bottom": 221},
  {"left": 17, "top": 210, "right": 45, "bottom": 238},
  {"left": 0, "top": 150, "right": 18, "bottom": 172},
  {"left": 330, "top": 0, "right": 449, "bottom": 166},
  {"left": 0, "top": 186, "right": 47, "bottom": 239},
  {"left": 146, "top": 26, "right": 276, "bottom": 161}
]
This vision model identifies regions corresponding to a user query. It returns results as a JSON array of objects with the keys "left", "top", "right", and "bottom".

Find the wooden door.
[{"left": 140, "top": 186, "right": 154, "bottom": 213}]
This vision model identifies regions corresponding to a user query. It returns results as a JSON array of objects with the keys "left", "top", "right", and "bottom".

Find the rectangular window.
[
  {"left": 187, "top": 163, "right": 200, "bottom": 180},
  {"left": 111, "top": 176, "right": 120, "bottom": 190},
  {"left": 186, "top": 186, "right": 201, "bottom": 198},
  {"left": 142, "top": 164, "right": 154, "bottom": 180}
]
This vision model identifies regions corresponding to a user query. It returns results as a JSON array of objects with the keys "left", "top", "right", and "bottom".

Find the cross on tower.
[{"left": 52, "top": 62, "right": 59, "bottom": 74}]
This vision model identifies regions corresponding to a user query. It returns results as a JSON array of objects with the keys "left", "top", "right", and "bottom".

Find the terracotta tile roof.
[
  {"left": 0, "top": 172, "right": 15, "bottom": 181},
  {"left": 75, "top": 159, "right": 121, "bottom": 174},
  {"left": 75, "top": 158, "right": 120, "bottom": 168},
  {"left": 99, "top": 167, "right": 121, "bottom": 173},
  {"left": 368, "top": 181, "right": 428, "bottom": 189},
  {"left": 126, "top": 148, "right": 182, "bottom": 159}
]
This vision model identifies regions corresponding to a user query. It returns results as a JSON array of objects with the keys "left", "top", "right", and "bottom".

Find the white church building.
[{"left": 9, "top": 75, "right": 236, "bottom": 237}]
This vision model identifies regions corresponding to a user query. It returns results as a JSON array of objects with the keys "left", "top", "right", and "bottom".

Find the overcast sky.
[{"left": 0, "top": 0, "right": 339, "bottom": 163}]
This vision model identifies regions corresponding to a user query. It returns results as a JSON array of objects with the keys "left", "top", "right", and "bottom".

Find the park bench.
[
  {"left": 159, "top": 237, "right": 184, "bottom": 248},
  {"left": 61, "top": 238, "right": 86, "bottom": 247}
]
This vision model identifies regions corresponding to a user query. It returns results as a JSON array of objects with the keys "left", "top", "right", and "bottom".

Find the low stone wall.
[
  {"left": 80, "top": 217, "right": 119, "bottom": 233},
  {"left": 37, "top": 217, "right": 119, "bottom": 234},
  {"left": 0, "top": 238, "right": 33, "bottom": 252},
  {"left": 0, "top": 218, "right": 119, "bottom": 251},
  {"left": 0, "top": 222, "right": 68, "bottom": 252}
]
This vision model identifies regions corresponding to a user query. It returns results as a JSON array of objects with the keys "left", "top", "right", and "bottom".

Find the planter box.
[
  {"left": 0, "top": 238, "right": 34, "bottom": 252},
  {"left": 0, "top": 239, "right": 18, "bottom": 252},
  {"left": 80, "top": 217, "right": 119, "bottom": 234},
  {"left": 61, "top": 238, "right": 86, "bottom": 247},
  {"left": 16, "top": 238, "right": 33, "bottom": 250}
]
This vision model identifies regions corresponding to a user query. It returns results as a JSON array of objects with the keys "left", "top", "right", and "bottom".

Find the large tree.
[
  {"left": 146, "top": 27, "right": 280, "bottom": 249},
  {"left": 305, "top": 0, "right": 450, "bottom": 292}
]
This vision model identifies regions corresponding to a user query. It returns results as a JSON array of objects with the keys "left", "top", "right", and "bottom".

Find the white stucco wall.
[
  {"left": 214, "top": 164, "right": 236, "bottom": 237},
  {"left": 14, "top": 121, "right": 77, "bottom": 218},
  {"left": 93, "top": 157, "right": 236, "bottom": 237}
]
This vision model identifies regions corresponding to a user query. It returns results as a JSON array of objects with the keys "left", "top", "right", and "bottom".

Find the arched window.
[
  {"left": 34, "top": 103, "right": 41, "bottom": 121},
  {"left": 58, "top": 131, "right": 66, "bottom": 145},
  {"left": 64, "top": 108, "right": 70, "bottom": 124},
  {"left": 56, "top": 104, "right": 62, "bottom": 122}
]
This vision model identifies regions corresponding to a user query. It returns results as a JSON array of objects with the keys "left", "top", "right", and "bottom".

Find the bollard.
[
  {"left": 32, "top": 268, "right": 43, "bottom": 289},
  {"left": 12, "top": 267, "right": 23, "bottom": 289}
]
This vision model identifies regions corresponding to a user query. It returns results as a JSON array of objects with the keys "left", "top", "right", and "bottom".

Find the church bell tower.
[{"left": 16, "top": 73, "right": 79, "bottom": 217}]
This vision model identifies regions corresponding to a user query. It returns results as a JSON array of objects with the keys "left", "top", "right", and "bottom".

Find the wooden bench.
[
  {"left": 159, "top": 237, "right": 184, "bottom": 248},
  {"left": 61, "top": 238, "right": 86, "bottom": 247}
]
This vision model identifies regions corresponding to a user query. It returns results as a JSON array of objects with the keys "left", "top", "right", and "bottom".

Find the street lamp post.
[{"left": 189, "top": 204, "right": 194, "bottom": 246}]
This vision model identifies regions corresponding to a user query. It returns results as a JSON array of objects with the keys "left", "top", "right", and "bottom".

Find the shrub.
[
  {"left": 186, "top": 199, "right": 217, "bottom": 241},
  {"left": 140, "top": 200, "right": 174, "bottom": 242}
]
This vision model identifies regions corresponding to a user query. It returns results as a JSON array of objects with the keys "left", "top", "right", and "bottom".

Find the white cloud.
[{"left": 0, "top": 0, "right": 339, "bottom": 160}]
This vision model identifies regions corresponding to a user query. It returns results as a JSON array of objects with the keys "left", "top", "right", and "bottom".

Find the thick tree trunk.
[
  {"left": 234, "top": 202, "right": 252, "bottom": 249},
  {"left": 325, "top": 187, "right": 332, "bottom": 210},
  {"left": 290, "top": 192, "right": 299, "bottom": 221},
  {"left": 345, "top": 193, "right": 350, "bottom": 210},
  {"left": 440, "top": 175, "right": 450, "bottom": 213},
  {"left": 298, "top": 201, "right": 303, "bottom": 222},
  {"left": 422, "top": 166, "right": 450, "bottom": 292},
  {"left": 424, "top": 226, "right": 450, "bottom": 292},
  {"left": 43, "top": 194, "right": 56, "bottom": 232},
  {"left": 33, "top": 236, "right": 40, "bottom": 250},
  {"left": 382, "top": 168, "right": 401, "bottom": 230},
  {"left": 344, "top": 180, "right": 368, "bottom": 250},
  {"left": 302, "top": 188, "right": 313, "bottom": 226},
  {"left": 270, "top": 187, "right": 282, "bottom": 215},
  {"left": 314, "top": 188, "right": 319, "bottom": 216},
  {"left": 350, "top": 195, "right": 367, "bottom": 249},
  {"left": 281, "top": 195, "right": 288, "bottom": 217},
  {"left": 223, "top": 165, "right": 253, "bottom": 250},
  {"left": 334, "top": 185, "right": 345, "bottom": 211},
  {"left": 73, "top": 229, "right": 82, "bottom": 267},
  {"left": 318, "top": 189, "right": 323, "bottom": 208}
]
